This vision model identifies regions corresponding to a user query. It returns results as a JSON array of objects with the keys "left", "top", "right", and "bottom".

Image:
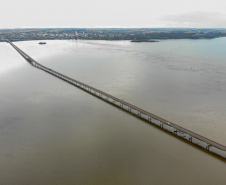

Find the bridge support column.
[{"left": 206, "top": 144, "right": 211, "bottom": 150}]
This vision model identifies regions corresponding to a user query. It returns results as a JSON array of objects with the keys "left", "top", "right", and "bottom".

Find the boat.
[{"left": 39, "top": 42, "right": 46, "bottom": 45}]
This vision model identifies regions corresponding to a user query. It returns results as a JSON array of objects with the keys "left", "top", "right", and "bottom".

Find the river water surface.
[{"left": 0, "top": 39, "right": 226, "bottom": 185}]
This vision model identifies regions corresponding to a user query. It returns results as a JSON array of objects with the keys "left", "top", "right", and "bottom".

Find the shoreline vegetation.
[
  {"left": 131, "top": 39, "right": 159, "bottom": 42},
  {"left": 1, "top": 28, "right": 226, "bottom": 42}
]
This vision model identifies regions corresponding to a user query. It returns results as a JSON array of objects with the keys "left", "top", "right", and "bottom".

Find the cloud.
[{"left": 160, "top": 11, "right": 226, "bottom": 28}]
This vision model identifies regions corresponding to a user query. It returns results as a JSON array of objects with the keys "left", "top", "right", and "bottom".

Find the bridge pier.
[{"left": 174, "top": 128, "right": 178, "bottom": 135}]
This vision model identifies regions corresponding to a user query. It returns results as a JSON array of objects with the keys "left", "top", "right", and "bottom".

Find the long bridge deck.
[{"left": 9, "top": 41, "right": 226, "bottom": 159}]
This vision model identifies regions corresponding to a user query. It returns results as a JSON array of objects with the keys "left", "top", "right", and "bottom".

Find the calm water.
[{"left": 0, "top": 39, "right": 226, "bottom": 185}]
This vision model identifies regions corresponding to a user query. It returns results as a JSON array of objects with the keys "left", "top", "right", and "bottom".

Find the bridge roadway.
[{"left": 9, "top": 41, "right": 226, "bottom": 158}]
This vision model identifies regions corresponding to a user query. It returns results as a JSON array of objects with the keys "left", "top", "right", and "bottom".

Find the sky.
[{"left": 1, "top": 0, "right": 226, "bottom": 28}]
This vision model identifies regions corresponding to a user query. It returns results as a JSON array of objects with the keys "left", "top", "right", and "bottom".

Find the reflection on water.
[
  {"left": 0, "top": 43, "right": 26, "bottom": 74},
  {"left": 0, "top": 39, "right": 226, "bottom": 185}
]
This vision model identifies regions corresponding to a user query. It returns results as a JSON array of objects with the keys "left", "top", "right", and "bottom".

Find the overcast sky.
[{"left": 1, "top": 0, "right": 226, "bottom": 28}]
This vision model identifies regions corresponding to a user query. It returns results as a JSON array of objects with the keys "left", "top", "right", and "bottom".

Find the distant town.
[{"left": 1, "top": 28, "right": 226, "bottom": 42}]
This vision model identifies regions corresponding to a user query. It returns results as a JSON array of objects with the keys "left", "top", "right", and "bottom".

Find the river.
[{"left": 0, "top": 39, "right": 226, "bottom": 184}]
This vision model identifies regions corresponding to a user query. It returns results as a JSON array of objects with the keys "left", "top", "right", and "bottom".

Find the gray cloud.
[{"left": 160, "top": 11, "right": 226, "bottom": 28}]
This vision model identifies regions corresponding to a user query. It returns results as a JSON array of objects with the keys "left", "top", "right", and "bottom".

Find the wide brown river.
[{"left": 0, "top": 39, "right": 226, "bottom": 184}]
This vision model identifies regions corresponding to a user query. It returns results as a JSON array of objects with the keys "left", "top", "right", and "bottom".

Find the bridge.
[{"left": 9, "top": 41, "right": 226, "bottom": 159}]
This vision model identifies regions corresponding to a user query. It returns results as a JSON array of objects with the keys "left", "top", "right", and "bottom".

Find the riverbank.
[{"left": 1, "top": 28, "right": 226, "bottom": 42}]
